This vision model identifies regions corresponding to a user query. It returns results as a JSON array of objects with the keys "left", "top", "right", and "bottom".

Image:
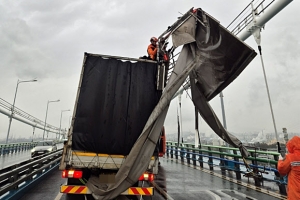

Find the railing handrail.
[
  {"left": 0, "top": 150, "right": 62, "bottom": 199},
  {"left": 166, "top": 141, "right": 287, "bottom": 196}
]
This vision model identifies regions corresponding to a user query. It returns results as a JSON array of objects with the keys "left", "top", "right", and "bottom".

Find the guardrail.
[
  {"left": 166, "top": 142, "right": 287, "bottom": 196},
  {"left": 0, "top": 142, "right": 38, "bottom": 156},
  {"left": 0, "top": 141, "right": 65, "bottom": 156},
  {"left": 0, "top": 149, "right": 62, "bottom": 200}
]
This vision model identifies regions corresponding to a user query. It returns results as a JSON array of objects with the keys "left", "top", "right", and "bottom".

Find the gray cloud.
[{"left": 0, "top": 0, "right": 299, "bottom": 141}]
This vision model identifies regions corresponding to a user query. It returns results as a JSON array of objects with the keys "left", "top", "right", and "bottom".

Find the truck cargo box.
[{"left": 72, "top": 53, "right": 162, "bottom": 155}]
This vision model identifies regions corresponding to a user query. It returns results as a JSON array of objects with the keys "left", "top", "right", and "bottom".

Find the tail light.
[
  {"left": 62, "top": 170, "right": 83, "bottom": 179},
  {"left": 138, "top": 173, "right": 154, "bottom": 182}
]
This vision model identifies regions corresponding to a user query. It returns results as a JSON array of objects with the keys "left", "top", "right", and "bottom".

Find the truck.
[
  {"left": 59, "top": 7, "right": 257, "bottom": 200},
  {"left": 59, "top": 53, "right": 167, "bottom": 200}
]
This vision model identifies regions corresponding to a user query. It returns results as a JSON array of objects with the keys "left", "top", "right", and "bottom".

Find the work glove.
[{"left": 279, "top": 155, "right": 284, "bottom": 160}]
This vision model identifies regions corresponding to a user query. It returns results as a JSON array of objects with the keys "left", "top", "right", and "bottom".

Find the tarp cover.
[
  {"left": 174, "top": 9, "right": 257, "bottom": 154},
  {"left": 72, "top": 54, "right": 161, "bottom": 155},
  {"left": 86, "top": 8, "right": 257, "bottom": 200}
]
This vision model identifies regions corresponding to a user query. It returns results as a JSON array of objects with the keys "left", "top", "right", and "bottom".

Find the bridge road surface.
[{"left": 18, "top": 157, "right": 284, "bottom": 200}]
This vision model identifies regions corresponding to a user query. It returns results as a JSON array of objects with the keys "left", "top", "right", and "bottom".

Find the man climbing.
[{"left": 147, "top": 37, "right": 158, "bottom": 60}]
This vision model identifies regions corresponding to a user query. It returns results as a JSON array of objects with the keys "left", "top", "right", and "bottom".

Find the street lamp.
[
  {"left": 43, "top": 99, "right": 60, "bottom": 140},
  {"left": 6, "top": 78, "right": 37, "bottom": 144},
  {"left": 58, "top": 109, "right": 70, "bottom": 139}
]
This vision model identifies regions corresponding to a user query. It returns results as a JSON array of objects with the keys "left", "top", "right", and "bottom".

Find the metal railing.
[
  {"left": 0, "top": 141, "right": 64, "bottom": 155},
  {"left": 0, "top": 98, "right": 61, "bottom": 133},
  {"left": 166, "top": 142, "right": 287, "bottom": 197},
  {"left": 0, "top": 142, "right": 38, "bottom": 155},
  {"left": 0, "top": 149, "right": 62, "bottom": 200},
  {"left": 227, "top": 0, "right": 274, "bottom": 35}
]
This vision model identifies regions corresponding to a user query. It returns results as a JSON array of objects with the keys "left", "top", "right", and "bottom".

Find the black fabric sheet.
[
  {"left": 72, "top": 54, "right": 161, "bottom": 155},
  {"left": 192, "top": 9, "right": 257, "bottom": 101}
]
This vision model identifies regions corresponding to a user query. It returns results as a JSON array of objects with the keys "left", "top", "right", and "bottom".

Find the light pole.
[
  {"left": 6, "top": 78, "right": 37, "bottom": 144},
  {"left": 43, "top": 99, "right": 60, "bottom": 140},
  {"left": 58, "top": 109, "right": 70, "bottom": 139}
]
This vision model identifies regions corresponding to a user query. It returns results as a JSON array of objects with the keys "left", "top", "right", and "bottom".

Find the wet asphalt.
[{"left": 18, "top": 157, "right": 285, "bottom": 200}]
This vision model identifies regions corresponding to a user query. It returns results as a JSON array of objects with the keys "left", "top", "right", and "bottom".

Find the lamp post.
[
  {"left": 58, "top": 109, "right": 70, "bottom": 139},
  {"left": 6, "top": 78, "right": 37, "bottom": 144},
  {"left": 43, "top": 99, "right": 60, "bottom": 140}
]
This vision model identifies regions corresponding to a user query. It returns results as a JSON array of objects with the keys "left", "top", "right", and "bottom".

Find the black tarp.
[
  {"left": 72, "top": 54, "right": 161, "bottom": 155},
  {"left": 192, "top": 9, "right": 257, "bottom": 101},
  {"left": 186, "top": 9, "right": 257, "bottom": 155}
]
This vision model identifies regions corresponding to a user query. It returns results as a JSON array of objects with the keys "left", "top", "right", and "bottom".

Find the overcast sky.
[{"left": 0, "top": 0, "right": 299, "bottom": 142}]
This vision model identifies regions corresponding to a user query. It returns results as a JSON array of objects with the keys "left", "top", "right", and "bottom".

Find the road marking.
[
  {"left": 54, "top": 191, "right": 63, "bottom": 200},
  {"left": 215, "top": 190, "right": 239, "bottom": 200},
  {"left": 151, "top": 181, "right": 174, "bottom": 200},
  {"left": 206, "top": 190, "right": 221, "bottom": 200},
  {"left": 54, "top": 181, "right": 67, "bottom": 200},
  {"left": 228, "top": 189, "right": 258, "bottom": 200}
]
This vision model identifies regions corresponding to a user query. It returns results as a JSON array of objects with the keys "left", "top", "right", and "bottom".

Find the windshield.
[{"left": 37, "top": 141, "right": 53, "bottom": 146}]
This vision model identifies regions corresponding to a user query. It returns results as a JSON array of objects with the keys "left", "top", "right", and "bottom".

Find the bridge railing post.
[
  {"left": 0, "top": 145, "right": 3, "bottom": 156},
  {"left": 219, "top": 147, "right": 226, "bottom": 175},
  {"left": 2, "top": 144, "right": 7, "bottom": 155},
  {"left": 15, "top": 143, "right": 19, "bottom": 153},
  {"left": 208, "top": 146, "right": 214, "bottom": 171},
  {"left": 198, "top": 145, "right": 203, "bottom": 168},
  {"left": 274, "top": 154, "right": 287, "bottom": 195},
  {"left": 175, "top": 145, "right": 178, "bottom": 160},
  {"left": 170, "top": 143, "right": 174, "bottom": 159},
  {"left": 25, "top": 142, "right": 29, "bottom": 151},
  {"left": 166, "top": 142, "right": 170, "bottom": 157},
  {"left": 28, "top": 142, "right": 31, "bottom": 150},
  {"left": 250, "top": 151, "right": 261, "bottom": 186},
  {"left": 186, "top": 144, "right": 191, "bottom": 164},
  {"left": 180, "top": 143, "right": 185, "bottom": 163},
  {"left": 6, "top": 144, "right": 11, "bottom": 155},
  {"left": 192, "top": 145, "right": 196, "bottom": 166},
  {"left": 233, "top": 149, "right": 241, "bottom": 180}
]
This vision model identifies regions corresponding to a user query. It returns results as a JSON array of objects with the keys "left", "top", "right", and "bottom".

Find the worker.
[
  {"left": 277, "top": 136, "right": 300, "bottom": 200},
  {"left": 147, "top": 37, "right": 158, "bottom": 60}
]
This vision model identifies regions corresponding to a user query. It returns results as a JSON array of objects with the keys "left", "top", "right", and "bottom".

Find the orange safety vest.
[
  {"left": 147, "top": 44, "right": 157, "bottom": 60},
  {"left": 277, "top": 136, "right": 300, "bottom": 200}
]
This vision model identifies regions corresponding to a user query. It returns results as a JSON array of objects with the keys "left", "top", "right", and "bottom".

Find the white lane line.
[
  {"left": 54, "top": 181, "right": 67, "bottom": 200},
  {"left": 229, "top": 190, "right": 258, "bottom": 200},
  {"left": 216, "top": 190, "right": 239, "bottom": 200},
  {"left": 151, "top": 181, "right": 174, "bottom": 200},
  {"left": 206, "top": 190, "right": 221, "bottom": 200},
  {"left": 54, "top": 192, "right": 63, "bottom": 200}
]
